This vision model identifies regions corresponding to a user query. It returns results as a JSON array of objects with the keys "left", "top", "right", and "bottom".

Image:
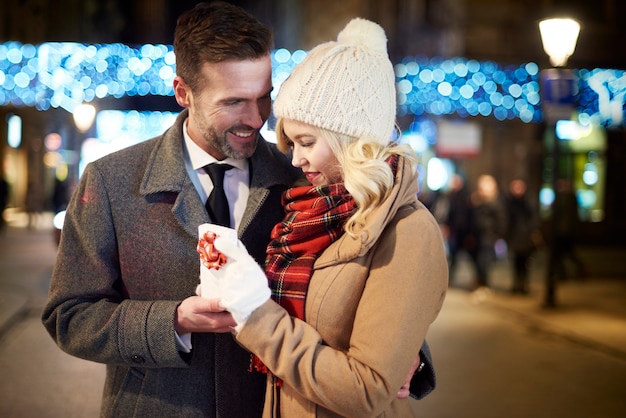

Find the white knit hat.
[{"left": 273, "top": 18, "right": 396, "bottom": 144}]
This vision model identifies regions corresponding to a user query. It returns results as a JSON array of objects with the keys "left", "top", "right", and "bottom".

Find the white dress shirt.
[
  {"left": 175, "top": 119, "right": 251, "bottom": 352},
  {"left": 182, "top": 121, "right": 250, "bottom": 230}
]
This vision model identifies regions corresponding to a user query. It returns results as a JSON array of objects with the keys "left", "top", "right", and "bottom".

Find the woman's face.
[{"left": 282, "top": 119, "right": 342, "bottom": 186}]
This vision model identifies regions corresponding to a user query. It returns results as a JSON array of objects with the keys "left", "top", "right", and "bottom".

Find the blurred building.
[{"left": 1, "top": 0, "right": 625, "bottom": 246}]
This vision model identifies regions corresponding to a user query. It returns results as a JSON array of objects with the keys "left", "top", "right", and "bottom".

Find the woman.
[{"left": 212, "top": 18, "right": 448, "bottom": 417}]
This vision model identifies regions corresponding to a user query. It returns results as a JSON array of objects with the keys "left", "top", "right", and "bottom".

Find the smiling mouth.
[
  {"left": 230, "top": 130, "right": 256, "bottom": 140},
  {"left": 304, "top": 172, "right": 319, "bottom": 181}
]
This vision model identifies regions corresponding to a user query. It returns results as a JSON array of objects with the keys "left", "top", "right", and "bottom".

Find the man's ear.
[{"left": 173, "top": 76, "right": 191, "bottom": 108}]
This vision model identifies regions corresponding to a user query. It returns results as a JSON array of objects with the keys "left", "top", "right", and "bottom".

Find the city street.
[
  {"left": 0, "top": 215, "right": 104, "bottom": 418},
  {"left": 419, "top": 287, "right": 626, "bottom": 418},
  {"left": 1, "top": 216, "right": 625, "bottom": 418},
  {"left": 2, "top": 1, "right": 626, "bottom": 417}
]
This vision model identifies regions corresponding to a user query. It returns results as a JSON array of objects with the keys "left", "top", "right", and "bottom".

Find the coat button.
[{"left": 131, "top": 355, "right": 145, "bottom": 364}]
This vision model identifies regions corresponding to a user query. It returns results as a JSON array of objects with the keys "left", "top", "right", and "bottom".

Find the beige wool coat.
[{"left": 236, "top": 156, "right": 449, "bottom": 418}]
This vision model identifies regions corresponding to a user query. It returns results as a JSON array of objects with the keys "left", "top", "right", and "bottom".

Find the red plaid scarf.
[
  {"left": 266, "top": 183, "right": 356, "bottom": 318},
  {"left": 249, "top": 183, "right": 356, "bottom": 375}
]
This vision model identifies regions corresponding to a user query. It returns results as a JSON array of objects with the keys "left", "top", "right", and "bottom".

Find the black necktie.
[{"left": 205, "top": 163, "right": 233, "bottom": 227}]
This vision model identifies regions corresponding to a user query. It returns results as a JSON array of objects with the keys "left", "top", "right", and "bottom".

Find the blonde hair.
[{"left": 276, "top": 119, "right": 417, "bottom": 237}]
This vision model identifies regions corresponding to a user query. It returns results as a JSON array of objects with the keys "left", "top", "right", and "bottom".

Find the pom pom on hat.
[
  {"left": 273, "top": 18, "right": 396, "bottom": 145},
  {"left": 337, "top": 18, "right": 387, "bottom": 54}
]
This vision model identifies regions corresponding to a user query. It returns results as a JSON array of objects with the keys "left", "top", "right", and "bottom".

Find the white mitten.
[{"left": 212, "top": 235, "right": 271, "bottom": 325}]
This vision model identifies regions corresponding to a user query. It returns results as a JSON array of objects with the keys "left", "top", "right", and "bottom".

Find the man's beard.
[{"left": 204, "top": 126, "right": 258, "bottom": 160}]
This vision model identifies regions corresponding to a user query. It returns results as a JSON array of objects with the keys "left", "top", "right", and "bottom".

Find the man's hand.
[
  {"left": 175, "top": 296, "right": 236, "bottom": 334},
  {"left": 397, "top": 353, "right": 422, "bottom": 399}
]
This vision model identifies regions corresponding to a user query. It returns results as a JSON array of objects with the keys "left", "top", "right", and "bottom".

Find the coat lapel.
[
  {"left": 139, "top": 110, "right": 209, "bottom": 238},
  {"left": 315, "top": 156, "right": 419, "bottom": 267},
  {"left": 138, "top": 109, "right": 299, "bottom": 240}
]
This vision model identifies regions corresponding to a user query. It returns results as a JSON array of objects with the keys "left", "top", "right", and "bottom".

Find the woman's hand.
[
  {"left": 396, "top": 353, "right": 422, "bottom": 399},
  {"left": 213, "top": 235, "right": 271, "bottom": 325}
]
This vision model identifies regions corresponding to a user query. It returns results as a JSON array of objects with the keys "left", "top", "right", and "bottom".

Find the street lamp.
[
  {"left": 72, "top": 103, "right": 96, "bottom": 133},
  {"left": 539, "top": 18, "right": 580, "bottom": 67},
  {"left": 538, "top": 17, "right": 580, "bottom": 308}
]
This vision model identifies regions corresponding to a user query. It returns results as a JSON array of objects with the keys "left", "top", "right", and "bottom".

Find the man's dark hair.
[{"left": 173, "top": 1, "right": 273, "bottom": 90}]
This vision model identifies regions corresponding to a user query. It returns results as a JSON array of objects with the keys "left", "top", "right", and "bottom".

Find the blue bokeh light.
[
  {"left": 395, "top": 56, "right": 545, "bottom": 123},
  {"left": 0, "top": 41, "right": 624, "bottom": 127}
]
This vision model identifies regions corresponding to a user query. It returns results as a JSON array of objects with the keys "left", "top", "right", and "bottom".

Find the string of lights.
[{"left": 0, "top": 42, "right": 624, "bottom": 127}]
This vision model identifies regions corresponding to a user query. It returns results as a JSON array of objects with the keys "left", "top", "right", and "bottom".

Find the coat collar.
[
  {"left": 138, "top": 109, "right": 297, "bottom": 238},
  {"left": 315, "top": 156, "right": 419, "bottom": 267},
  {"left": 140, "top": 110, "right": 190, "bottom": 194}
]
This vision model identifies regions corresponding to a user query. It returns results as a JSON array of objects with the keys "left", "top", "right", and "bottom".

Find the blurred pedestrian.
[
  {"left": 0, "top": 175, "right": 9, "bottom": 232},
  {"left": 51, "top": 177, "right": 69, "bottom": 214},
  {"left": 548, "top": 179, "right": 588, "bottom": 280},
  {"left": 444, "top": 173, "right": 476, "bottom": 285},
  {"left": 24, "top": 177, "right": 45, "bottom": 229},
  {"left": 504, "top": 179, "right": 540, "bottom": 294},
  {"left": 469, "top": 174, "right": 507, "bottom": 289}
]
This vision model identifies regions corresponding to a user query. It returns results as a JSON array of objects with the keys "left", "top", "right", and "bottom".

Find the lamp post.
[
  {"left": 70, "top": 102, "right": 96, "bottom": 185},
  {"left": 538, "top": 17, "right": 580, "bottom": 308}
]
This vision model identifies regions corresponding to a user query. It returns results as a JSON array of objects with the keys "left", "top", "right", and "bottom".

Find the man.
[
  {"left": 42, "top": 3, "right": 434, "bottom": 417},
  {"left": 43, "top": 3, "right": 294, "bottom": 416}
]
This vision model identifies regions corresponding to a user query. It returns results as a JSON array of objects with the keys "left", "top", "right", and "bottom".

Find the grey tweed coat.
[{"left": 42, "top": 110, "right": 300, "bottom": 417}]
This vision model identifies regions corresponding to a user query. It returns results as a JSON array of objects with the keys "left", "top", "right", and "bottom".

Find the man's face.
[{"left": 174, "top": 56, "right": 273, "bottom": 160}]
